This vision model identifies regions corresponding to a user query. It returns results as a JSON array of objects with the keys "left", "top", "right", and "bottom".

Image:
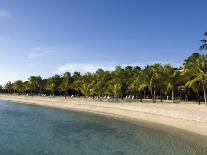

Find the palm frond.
[{"left": 200, "top": 44, "right": 207, "bottom": 50}]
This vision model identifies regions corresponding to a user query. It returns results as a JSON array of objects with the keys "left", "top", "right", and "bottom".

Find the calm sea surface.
[{"left": 0, "top": 100, "right": 206, "bottom": 155}]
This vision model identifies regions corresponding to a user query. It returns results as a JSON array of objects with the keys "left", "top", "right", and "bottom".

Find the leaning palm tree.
[
  {"left": 185, "top": 54, "right": 207, "bottom": 106},
  {"left": 200, "top": 32, "right": 207, "bottom": 50}
]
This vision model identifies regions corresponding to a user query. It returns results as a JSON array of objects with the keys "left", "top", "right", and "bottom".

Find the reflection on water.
[{"left": 0, "top": 100, "right": 206, "bottom": 155}]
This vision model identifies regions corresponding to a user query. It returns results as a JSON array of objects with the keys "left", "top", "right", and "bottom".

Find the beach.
[{"left": 0, "top": 94, "right": 207, "bottom": 139}]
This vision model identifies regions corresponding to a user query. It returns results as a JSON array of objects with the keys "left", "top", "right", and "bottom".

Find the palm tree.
[
  {"left": 163, "top": 65, "right": 180, "bottom": 103},
  {"left": 112, "top": 66, "right": 127, "bottom": 100},
  {"left": 79, "top": 72, "right": 94, "bottom": 97},
  {"left": 93, "top": 69, "right": 111, "bottom": 101},
  {"left": 130, "top": 69, "right": 146, "bottom": 101},
  {"left": 23, "top": 81, "right": 30, "bottom": 94},
  {"left": 148, "top": 64, "right": 164, "bottom": 103},
  {"left": 59, "top": 72, "right": 73, "bottom": 98},
  {"left": 5, "top": 81, "right": 14, "bottom": 94},
  {"left": 200, "top": 32, "right": 207, "bottom": 50},
  {"left": 124, "top": 66, "right": 141, "bottom": 96},
  {"left": 72, "top": 72, "right": 82, "bottom": 97},
  {"left": 13, "top": 80, "right": 24, "bottom": 94},
  {"left": 28, "top": 76, "right": 43, "bottom": 95},
  {"left": 185, "top": 54, "right": 207, "bottom": 105},
  {"left": 94, "top": 69, "right": 111, "bottom": 101},
  {"left": 46, "top": 75, "right": 61, "bottom": 95},
  {"left": 0, "top": 85, "right": 3, "bottom": 93},
  {"left": 108, "top": 82, "right": 122, "bottom": 100}
]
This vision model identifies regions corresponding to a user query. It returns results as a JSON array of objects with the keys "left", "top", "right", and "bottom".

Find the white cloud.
[
  {"left": 0, "top": 9, "right": 11, "bottom": 18},
  {"left": 56, "top": 60, "right": 182, "bottom": 74},
  {"left": 56, "top": 63, "right": 115, "bottom": 74},
  {"left": 28, "top": 47, "right": 54, "bottom": 59}
]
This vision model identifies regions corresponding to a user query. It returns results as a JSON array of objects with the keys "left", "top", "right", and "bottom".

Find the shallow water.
[{"left": 0, "top": 100, "right": 206, "bottom": 155}]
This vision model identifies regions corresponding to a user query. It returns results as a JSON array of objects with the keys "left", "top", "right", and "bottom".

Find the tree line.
[{"left": 1, "top": 33, "right": 207, "bottom": 105}]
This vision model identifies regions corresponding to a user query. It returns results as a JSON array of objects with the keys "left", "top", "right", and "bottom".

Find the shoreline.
[{"left": 0, "top": 94, "right": 207, "bottom": 145}]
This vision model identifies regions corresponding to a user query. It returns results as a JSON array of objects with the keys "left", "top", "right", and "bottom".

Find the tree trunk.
[
  {"left": 139, "top": 93, "right": 142, "bottom": 102},
  {"left": 150, "top": 89, "right": 153, "bottom": 103},
  {"left": 78, "top": 90, "right": 80, "bottom": 98},
  {"left": 99, "top": 93, "right": 102, "bottom": 102},
  {"left": 160, "top": 90, "right": 162, "bottom": 102},
  {"left": 198, "top": 93, "right": 201, "bottom": 105},
  {"left": 144, "top": 89, "right": 146, "bottom": 99},
  {"left": 172, "top": 89, "right": 175, "bottom": 103},
  {"left": 153, "top": 88, "right": 156, "bottom": 103},
  {"left": 202, "top": 84, "right": 207, "bottom": 106},
  {"left": 121, "top": 92, "right": 124, "bottom": 100}
]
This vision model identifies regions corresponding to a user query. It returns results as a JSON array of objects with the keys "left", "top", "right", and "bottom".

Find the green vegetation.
[{"left": 1, "top": 33, "right": 207, "bottom": 105}]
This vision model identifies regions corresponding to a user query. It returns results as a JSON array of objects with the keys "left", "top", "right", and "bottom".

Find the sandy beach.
[{"left": 0, "top": 94, "right": 207, "bottom": 139}]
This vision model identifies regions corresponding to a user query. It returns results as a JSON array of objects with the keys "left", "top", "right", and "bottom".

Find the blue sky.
[{"left": 0, "top": 0, "right": 206, "bottom": 84}]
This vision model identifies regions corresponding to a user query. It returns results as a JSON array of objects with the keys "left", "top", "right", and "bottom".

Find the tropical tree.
[
  {"left": 163, "top": 65, "right": 180, "bottom": 103},
  {"left": 185, "top": 54, "right": 207, "bottom": 105},
  {"left": 111, "top": 66, "right": 127, "bottom": 100},
  {"left": 79, "top": 72, "right": 94, "bottom": 97},
  {"left": 13, "top": 80, "right": 24, "bottom": 94},
  {"left": 46, "top": 75, "right": 61, "bottom": 95},
  {"left": 200, "top": 32, "right": 207, "bottom": 50},
  {"left": 2, "top": 33, "right": 207, "bottom": 106},
  {"left": 5, "top": 81, "right": 14, "bottom": 93},
  {"left": 23, "top": 81, "right": 30, "bottom": 94},
  {"left": 59, "top": 72, "right": 73, "bottom": 98},
  {"left": 94, "top": 69, "right": 111, "bottom": 101},
  {"left": 28, "top": 76, "right": 43, "bottom": 94},
  {"left": 147, "top": 64, "right": 164, "bottom": 103},
  {"left": 130, "top": 71, "right": 142, "bottom": 100},
  {"left": 124, "top": 66, "right": 141, "bottom": 95},
  {"left": 108, "top": 82, "right": 122, "bottom": 100},
  {"left": 0, "top": 85, "right": 3, "bottom": 93}
]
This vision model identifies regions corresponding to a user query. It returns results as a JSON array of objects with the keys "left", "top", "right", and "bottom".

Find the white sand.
[{"left": 0, "top": 94, "right": 207, "bottom": 138}]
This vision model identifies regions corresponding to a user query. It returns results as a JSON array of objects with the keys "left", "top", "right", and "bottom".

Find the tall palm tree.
[
  {"left": 124, "top": 66, "right": 141, "bottom": 96},
  {"left": 112, "top": 66, "right": 127, "bottom": 100},
  {"left": 163, "top": 65, "right": 180, "bottom": 103},
  {"left": 72, "top": 72, "right": 82, "bottom": 97},
  {"left": 5, "top": 81, "right": 14, "bottom": 94},
  {"left": 13, "top": 80, "right": 24, "bottom": 94},
  {"left": 130, "top": 69, "right": 147, "bottom": 101},
  {"left": 59, "top": 72, "right": 73, "bottom": 98},
  {"left": 28, "top": 76, "right": 43, "bottom": 95},
  {"left": 46, "top": 75, "right": 61, "bottom": 95},
  {"left": 148, "top": 64, "right": 164, "bottom": 103},
  {"left": 94, "top": 69, "right": 111, "bottom": 101},
  {"left": 185, "top": 54, "right": 207, "bottom": 105},
  {"left": 108, "top": 82, "right": 122, "bottom": 100},
  {"left": 79, "top": 72, "right": 94, "bottom": 97}
]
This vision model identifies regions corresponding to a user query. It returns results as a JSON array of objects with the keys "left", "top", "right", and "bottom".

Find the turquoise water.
[{"left": 0, "top": 100, "right": 206, "bottom": 155}]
